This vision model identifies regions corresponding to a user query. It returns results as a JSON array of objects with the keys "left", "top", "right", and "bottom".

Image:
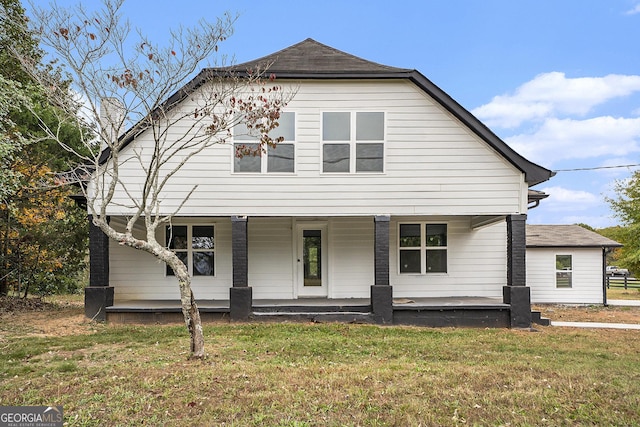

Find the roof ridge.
[{"left": 220, "top": 38, "right": 412, "bottom": 74}]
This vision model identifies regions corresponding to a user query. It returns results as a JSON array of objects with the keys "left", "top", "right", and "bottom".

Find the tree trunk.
[{"left": 172, "top": 259, "right": 205, "bottom": 358}]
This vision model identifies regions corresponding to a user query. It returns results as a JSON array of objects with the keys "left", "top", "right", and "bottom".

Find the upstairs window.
[
  {"left": 555, "top": 255, "right": 572, "bottom": 288},
  {"left": 398, "top": 223, "right": 447, "bottom": 274},
  {"left": 234, "top": 112, "right": 295, "bottom": 173},
  {"left": 166, "top": 225, "right": 215, "bottom": 276},
  {"left": 322, "top": 112, "right": 384, "bottom": 173}
]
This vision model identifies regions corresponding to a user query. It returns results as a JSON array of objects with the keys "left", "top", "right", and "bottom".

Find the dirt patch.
[
  {"left": 0, "top": 296, "right": 97, "bottom": 338},
  {"left": 534, "top": 304, "right": 640, "bottom": 323},
  {"left": 0, "top": 296, "right": 59, "bottom": 313}
]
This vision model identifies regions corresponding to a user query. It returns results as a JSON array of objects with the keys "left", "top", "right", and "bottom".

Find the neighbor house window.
[
  {"left": 166, "top": 225, "right": 215, "bottom": 276},
  {"left": 234, "top": 112, "right": 295, "bottom": 173},
  {"left": 398, "top": 223, "right": 447, "bottom": 274},
  {"left": 322, "top": 111, "right": 384, "bottom": 173},
  {"left": 555, "top": 254, "right": 572, "bottom": 288}
]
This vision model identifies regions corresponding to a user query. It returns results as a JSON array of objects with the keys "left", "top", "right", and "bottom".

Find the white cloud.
[
  {"left": 472, "top": 72, "right": 640, "bottom": 128},
  {"left": 539, "top": 186, "right": 600, "bottom": 210},
  {"left": 506, "top": 116, "right": 640, "bottom": 165},
  {"left": 625, "top": 4, "right": 640, "bottom": 15}
]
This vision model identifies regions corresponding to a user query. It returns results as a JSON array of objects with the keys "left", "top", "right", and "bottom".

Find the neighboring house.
[
  {"left": 527, "top": 224, "right": 622, "bottom": 305},
  {"left": 85, "top": 39, "right": 554, "bottom": 328}
]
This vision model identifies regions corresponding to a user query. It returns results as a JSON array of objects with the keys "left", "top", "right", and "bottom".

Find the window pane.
[
  {"left": 323, "top": 144, "right": 350, "bottom": 172},
  {"left": 193, "top": 252, "right": 214, "bottom": 276},
  {"left": 400, "top": 250, "right": 421, "bottom": 273},
  {"left": 399, "top": 224, "right": 421, "bottom": 247},
  {"left": 234, "top": 143, "right": 261, "bottom": 172},
  {"left": 269, "top": 112, "right": 295, "bottom": 141},
  {"left": 426, "top": 224, "right": 447, "bottom": 247},
  {"left": 556, "top": 255, "right": 572, "bottom": 270},
  {"left": 166, "top": 251, "right": 188, "bottom": 276},
  {"left": 356, "top": 112, "right": 384, "bottom": 140},
  {"left": 556, "top": 255, "right": 572, "bottom": 288},
  {"left": 234, "top": 121, "right": 260, "bottom": 141},
  {"left": 356, "top": 143, "right": 383, "bottom": 172},
  {"left": 267, "top": 144, "right": 294, "bottom": 173},
  {"left": 166, "top": 226, "right": 187, "bottom": 249},
  {"left": 426, "top": 249, "right": 447, "bottom": 273},
  {"left": 323, "top": 112, "right": 350, "bottom": 141},
  {"left": 192, "top": 226, "right": 214, "bottom": 249}
]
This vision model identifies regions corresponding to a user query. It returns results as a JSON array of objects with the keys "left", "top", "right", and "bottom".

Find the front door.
[{"left": 297, "top": 224, "right": 328, "bottom": 297}]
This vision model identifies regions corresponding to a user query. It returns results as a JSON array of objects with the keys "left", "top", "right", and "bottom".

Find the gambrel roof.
[
  {"left": 527, "top": 225, "right": 622, "bottom": 248},
  {"left": 114, "top": 38, "right": 554, "bottom": 186}
]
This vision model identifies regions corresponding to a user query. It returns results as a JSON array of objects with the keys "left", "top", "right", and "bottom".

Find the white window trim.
[
  {"left": 555, "top": 254, "right": 572, "bottom": 288},
  {"left": 164, "top": 224, "right": 216, "bottom": 277},
  {"left": 397, "top": 222, "right": 448, "bottom": 275},
  {"left": 321, "top": 111, "right": 386, "bottom": 174}
]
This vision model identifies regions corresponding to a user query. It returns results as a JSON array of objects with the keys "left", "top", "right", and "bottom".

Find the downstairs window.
[
  {"left": 165, "top": 225, "right": 215, "bottom": 276},
  {"left": 398, "top": 223, "right": 447, "bottom": 274}
]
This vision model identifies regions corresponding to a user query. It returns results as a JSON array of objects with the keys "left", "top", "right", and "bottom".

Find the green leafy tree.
[
  {"left": 606, "top": 171, "right": 640, "bottom": 275},
  {"left": 0, "top": 0, "right": 88, "bottom": 297}
]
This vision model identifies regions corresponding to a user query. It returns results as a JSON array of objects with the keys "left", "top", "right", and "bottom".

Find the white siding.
[
  {"left": 109, "top": 217, "right": 233, "bottom": 301},
  {"left": 248, "top": 218, "right": 295, "bottom": 299},
  {"left": 96, "top": 80, "right": 526, "bottom": 218},
  {"left": 109, "top": 215, "right": 508, "bottom": 302},
  {"left": 329, "top": 218, "right": 374, "bottom": 298},
  {"left": 390, "top": 218, "right": 507, "bottom": 298},
  {"left": 527, "top": 248, "right": 605, "bottom": 304}
]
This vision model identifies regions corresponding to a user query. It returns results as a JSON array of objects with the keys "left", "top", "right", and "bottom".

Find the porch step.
[
  {"left": 251, "top": 311, "right": 375, "bottom": 324},
  {"left": 252, "top": 304, "right": 371, "bottom": 314},
  {"left": 531, "top": 311, "right": 551, "bottom": 326}
]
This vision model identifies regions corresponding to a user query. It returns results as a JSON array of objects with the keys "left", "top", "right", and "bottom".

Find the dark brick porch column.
[
  {"left": 503, "top": 214, "right": 532, "bottom": 328},
  {"left": 230, "top": 216, "right": 252, "bottom": 320},
  {"left": 85, "top": 215, "right": 113, "bottom": 321},
  {"left": 371, "top": 215, "right": 393, "bottom": 324}
]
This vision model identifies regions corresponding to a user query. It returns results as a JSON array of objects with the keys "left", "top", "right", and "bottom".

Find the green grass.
[
  {"left": 1, "top": 321, "right": 639, "bottom": 426},
  {"left": 607, "top": 286, "right": 640, "bottom": 300}
]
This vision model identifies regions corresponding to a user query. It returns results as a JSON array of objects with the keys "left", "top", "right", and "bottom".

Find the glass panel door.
[
  {"left": 303, "top": 230, "right": 322, "bottom": 287},
  {"left": 297, "top": 224, "right": 328, "bottom": 297}
]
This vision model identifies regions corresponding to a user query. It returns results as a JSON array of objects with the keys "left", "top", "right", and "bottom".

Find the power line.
[{"left": 554, "top": 164, "right": 640, "bottom": 172}]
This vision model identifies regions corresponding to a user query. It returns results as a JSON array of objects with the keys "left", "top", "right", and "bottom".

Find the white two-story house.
[{"left": 84, "top": 39, "right": 554, "bottom": 328}]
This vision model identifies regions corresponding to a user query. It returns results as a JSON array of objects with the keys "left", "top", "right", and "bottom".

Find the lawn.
[
  {"left": 608, "top": 286, "right": 640, "bottom": 300},
  {"left": 1, "top": 298, "right": 639, "bottom": 426}
]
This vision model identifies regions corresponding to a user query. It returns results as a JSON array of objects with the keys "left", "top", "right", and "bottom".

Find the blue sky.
[{"left": 28, "top": 0, "right": 640, "bottom": 228}]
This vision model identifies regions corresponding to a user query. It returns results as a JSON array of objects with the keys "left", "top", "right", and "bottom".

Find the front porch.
[
  {"left": 88, "top": 214, "right": 541, "bottom": 328},
  {"left": 103, "top": 296, "right": 548, "bottom": 327}
]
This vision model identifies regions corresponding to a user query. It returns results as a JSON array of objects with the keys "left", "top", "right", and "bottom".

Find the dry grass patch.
[
  {"left": 1, "top": 298, "right": 639, "bottom": 426},
  {"left": 534, "top": 304, "right": 640, "bottom": 323},
  {"left": 608, "top": 287, "right": 640, "bottom": 300}
]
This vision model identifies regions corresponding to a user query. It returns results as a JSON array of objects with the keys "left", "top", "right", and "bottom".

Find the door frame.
[{"left": 295, "top": 222, "right": 329, "bottom": 298}]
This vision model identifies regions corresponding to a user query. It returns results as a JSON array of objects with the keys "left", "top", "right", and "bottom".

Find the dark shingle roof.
[
  {"left": 225, "top": 38, "right": 412, "bottom": 75},
  {"left": 527, "top": 225, "right": 622, "bottom": 248}
]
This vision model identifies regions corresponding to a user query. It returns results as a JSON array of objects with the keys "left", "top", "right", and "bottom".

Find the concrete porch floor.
[{"left": 107, "top": 297, "right": 507, "bottom": 311}]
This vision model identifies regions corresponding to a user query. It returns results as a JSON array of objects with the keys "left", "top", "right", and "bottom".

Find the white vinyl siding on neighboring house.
[
  {"left": 528, "top": 248, "right": 604, "bottom": 304},
  {"left": 98, "top": 80, "right": 526, "bottom": 218}
]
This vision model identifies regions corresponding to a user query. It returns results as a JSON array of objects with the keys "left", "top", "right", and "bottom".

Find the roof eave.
[{"left": 527, "top": 244, "right": 623, "bottom": 249}]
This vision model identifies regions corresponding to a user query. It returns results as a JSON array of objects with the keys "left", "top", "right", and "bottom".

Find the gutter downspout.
[{"left": 602, "top": 248, "right": 608, "bottom": 306}]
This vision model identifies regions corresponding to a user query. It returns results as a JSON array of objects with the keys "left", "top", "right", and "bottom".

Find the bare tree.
[{"left": 12, "top": 0, "right": 289, "bottom": 358}]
